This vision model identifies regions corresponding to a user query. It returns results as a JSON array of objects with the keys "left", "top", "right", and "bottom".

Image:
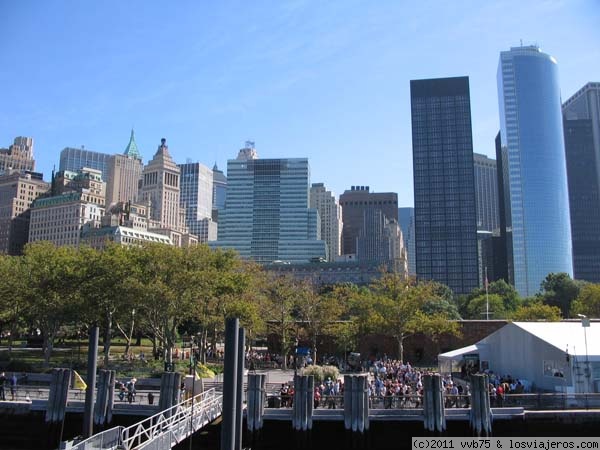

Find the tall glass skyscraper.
[
  {"left": 497, "top": 46, "right": 573, "bottom": 296},
  {"left": 209, "top": 145, "right": 326, "bottom": 263},
  {"left": 410, "top": 76, "right": 479, "bottom": 295},
  {"left": 563, "top": 82, "right": 600, "bottom": 283},
  {"left": 179, "top": 161, "right": 216, "bottom": 242},
  {"left": 59, "top": 147, "right": 111, "bottom": 180}
]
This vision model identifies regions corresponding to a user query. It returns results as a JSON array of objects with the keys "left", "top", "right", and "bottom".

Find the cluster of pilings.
[{"left": 220, "top": 318, "right": 246, "bottom": 450}]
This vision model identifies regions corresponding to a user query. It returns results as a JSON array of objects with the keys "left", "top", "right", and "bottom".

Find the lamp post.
[
  {"left": 577, "top": 314, "right": 590, "bottom": 395},
  {"left": 294, "top": 338, "right": 299, "bottom": 379}
]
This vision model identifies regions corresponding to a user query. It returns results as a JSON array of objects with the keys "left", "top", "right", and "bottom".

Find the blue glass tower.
[{"left": 497, "top": 46, "right": 573, "bottom": 296}]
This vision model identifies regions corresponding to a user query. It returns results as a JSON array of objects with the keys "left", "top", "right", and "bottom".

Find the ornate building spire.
[{"left": 124, "top": 129, "right": 142, "bottom": 160}]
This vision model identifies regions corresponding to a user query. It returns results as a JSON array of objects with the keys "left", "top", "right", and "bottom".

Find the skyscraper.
[
  {"left": 210, "top": 144, "right": 326, "bottom": 263},
  {"left": 0, "top": 137, "right": 35, "bottom": 173},
  {"left": 410, "top": 76, "right": 479, "bottom": 294},
  {"left": 563, "top": 82, "right": 600, "bottom": 283},
  {"left": 310, "top": 183, "right": 343, "bottom": 261},
  {"left": 212, "top": 164, "right": 227, "bottom": 211},
  {"left": 179, "top": 161, "right": 216, "bottom": 242},
  {"left": 59, "top": 146, "right": 111, "bottom": 180},
  {"left": 105, "top": 130, "right": 143, "bottom": 206},
  {"left": 497, "top": 46, "right": 573, "bottom": 296},
  {"left": 0, "top": 170, "right": 49, "bottom": 254},
  {"left": 138, "top": 138, "right": 195, "bottom": 247},
  {"left": 339, "top": 186, "right": 398, "bottom": 257},
  {"left": 398, "top": 207, "right": 416, "bottom": 276},
  {"left": 356, "top": 208, "right": 407, "bottom": 273},
  {"left": 473, "top": 153, "right": 499, "bottom": 233}
]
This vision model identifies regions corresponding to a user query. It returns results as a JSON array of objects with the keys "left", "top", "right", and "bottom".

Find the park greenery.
[{"left": 0, "top": 241, "right": 599, "bottom": 373}]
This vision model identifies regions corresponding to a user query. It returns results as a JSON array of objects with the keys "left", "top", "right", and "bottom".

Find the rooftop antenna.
[{"left": 520, "top": 39, "right": 523, "bottom": 47}]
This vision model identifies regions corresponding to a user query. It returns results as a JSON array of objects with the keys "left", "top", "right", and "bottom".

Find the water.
[{"left": 1, "top": 414, "right": 598, "bottom": 450}]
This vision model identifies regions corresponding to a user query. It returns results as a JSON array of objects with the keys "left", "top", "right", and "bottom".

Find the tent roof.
[
  {"left": 438, "top": 344, "right": 479, "bottom": 360},
  {"left": 511, "top": 321, "right": 600, "bottom": 356}
]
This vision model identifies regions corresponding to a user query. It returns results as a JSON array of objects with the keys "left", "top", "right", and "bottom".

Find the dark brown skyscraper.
[{"left": 339, "top": 186, "right": 397, "bottom": 256}]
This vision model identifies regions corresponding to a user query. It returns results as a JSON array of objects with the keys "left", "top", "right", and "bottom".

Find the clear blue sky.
[{"left": 1, "top": 0, "right": 598, "bottom": 207}]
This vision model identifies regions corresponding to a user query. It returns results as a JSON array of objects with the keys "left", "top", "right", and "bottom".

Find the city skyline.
[{"left": 1, "top": 1, "right": 599, "bottom": 207}]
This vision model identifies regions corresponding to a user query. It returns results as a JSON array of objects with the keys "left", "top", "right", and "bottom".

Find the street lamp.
[
  {"left": 294, "top": 338, "right": 299, "bottom": 379},
  {"left": 577, "top": 314, "right": 590, "bottom": 392}
]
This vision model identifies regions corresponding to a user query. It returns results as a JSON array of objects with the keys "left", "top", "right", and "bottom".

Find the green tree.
[
  {"left": 371, "top": 274, "right": 459, "bottom": 361},
  {"left": 407, "top": 310, "right": 462, "bottom": 355},
  {"left": 464, "top": 294, "right": 507, "bottom": 319},
  {"left": 263, "top": 273, "right": 300, "bottom": 368},
  {"left": 511, "top": 303, "right": 561, "bottom": 321},
  {"left": 21, "top": 242, "right": 81, "bottom": 366},
  {"left": 571, "top": 283, "right": 600, "bottom": 318},
  {"left": 77, "top": 244, "right": 141, "bottom": 366},
  {"left": 0, "top": 256, "right": 27, "bottom": 355},
  {"left": 540, "top": 272, "right": 584, "bottom": 318},
  {"left": 295, "top": 280, "right": 342, "bottom": 364}
]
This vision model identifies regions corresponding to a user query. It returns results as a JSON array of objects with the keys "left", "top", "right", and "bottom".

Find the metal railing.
[
  {"left": 120, "top": 388, "right": 222, "bottom": 450},
  {"left": 264, "top": 392, "right": 600, "bottom": 411},
  {"left": 65, "top": 426, "right": 122, "bottom": 450}
]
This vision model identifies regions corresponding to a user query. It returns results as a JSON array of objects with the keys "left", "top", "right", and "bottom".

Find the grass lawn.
[{"left": 0, "top": 339, "right": 223, "bottom": 379}]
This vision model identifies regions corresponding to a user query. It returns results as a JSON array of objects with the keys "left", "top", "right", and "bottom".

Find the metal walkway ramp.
[{"left": 68, "top": 388, "right": 223, "bottom": 450}]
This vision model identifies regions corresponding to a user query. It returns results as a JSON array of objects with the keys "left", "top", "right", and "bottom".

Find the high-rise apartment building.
[
  {"left": 0, "top": 137, "right": 35, "bottom": 173},
  {"left": 339, "top": 186, "right": 398, "bottom": 257},
  {"left": 179, "top": 161, "right": 217, "bottom": 243},
  {"left": 310, "top": 183, "right": 343, "bottom": 261},
  {"left": 105, "top": 130, "right": 143, "bottom": 206},
  {"left": 563, "top": 82, "right": 600, "bottom": 283},
  {"left": 473, "top": 153, "right": 499, "bottom": 233},
  {"left": 59, "top": 146, "right": 111, "bottom": 180},
  {"left": 210, "top": 144, "right": 326, "bottom": 263},
  {"left": 0, "top": 170, "right": 49, "bottom": 254},
  {"left": 410, "top": 76, "right": 479, "bottom": 294},
  {"left": 398, "top": 207, "right": 416, "bottom": 276},
  {"left": 497, "top": 46, "right": 573, "bottom": 296}
]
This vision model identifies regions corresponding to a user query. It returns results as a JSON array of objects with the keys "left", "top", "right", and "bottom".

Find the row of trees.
[
  {"left": 1, "top": 242, "right": 598, "bottom": 368},
  {"left": 458, "top": 273, "right": 600, "bottom": 321}
]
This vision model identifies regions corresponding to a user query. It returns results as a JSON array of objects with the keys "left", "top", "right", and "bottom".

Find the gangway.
[{"left": 66, "top": 388, "right": 223, "bottom": 450}]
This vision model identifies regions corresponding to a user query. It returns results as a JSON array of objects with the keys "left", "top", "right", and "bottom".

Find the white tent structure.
[{"left": 438, "top": 322, "right": 600, "bottom": 393}]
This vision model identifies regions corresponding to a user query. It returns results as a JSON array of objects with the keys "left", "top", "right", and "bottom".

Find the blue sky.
[{"left": 1, "top": 0, "right": 599, "bottom": 207}]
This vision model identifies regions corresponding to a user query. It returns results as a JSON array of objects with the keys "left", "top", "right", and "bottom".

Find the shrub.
[
  {"left": 301, "top": 365, "right": 323, "bottom": 382},
  {"left": 322, "top": 365, "right": 340, "bottom": 382}
]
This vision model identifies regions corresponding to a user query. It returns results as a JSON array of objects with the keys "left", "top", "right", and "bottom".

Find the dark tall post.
[
  {"left": 83, "top": 326, "right": 99, "bottom": 438},
  {"left": 221, "top": 318, "right": 239, "bottom": 450},
  {"left": 235, "top": 327, "right": 245, "bottom": 450}
]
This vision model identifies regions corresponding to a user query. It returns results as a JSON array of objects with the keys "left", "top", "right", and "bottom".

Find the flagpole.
[{"left": 485, "top": 266, "right": 489, "bottom": 321}]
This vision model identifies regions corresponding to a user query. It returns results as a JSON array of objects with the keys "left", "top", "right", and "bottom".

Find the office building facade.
[
  {"left": 0, "top": 137, "right": 35, "bottom": 173},
  {"left": 497, "top": 46, "right": 573, "bottom": 296},
  {"left": 310, "top": 183, "right": 343, "bottom": 261},
  {"left": 0, "top": 170, "right": 49, "bottom": 254},
  {"left": 339, "top": 186, "right": 398, "bottom": 257},
  {"left": 398, "top": 207, "right": 416, "bottom": 276},
  {"left": 473, "top": 153, "right": 500, "bottom": 232},
  {"left": 410, "top": 76, "right": 479, "bottom": 294},
  {"left": 59, "top": 146, "right": 111, "bottom": 180},
  {"left": 210, "top": 145, "right": 326, "bottom": 263},
  {"left": 179, "top": 161, "right": 216, "bottom": 243},
  {"left": 563, "top": 82, "right": 600, "bottom": 283},
  {"left": 105, "top": 130, "right": 143, "bottom": 206}
]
